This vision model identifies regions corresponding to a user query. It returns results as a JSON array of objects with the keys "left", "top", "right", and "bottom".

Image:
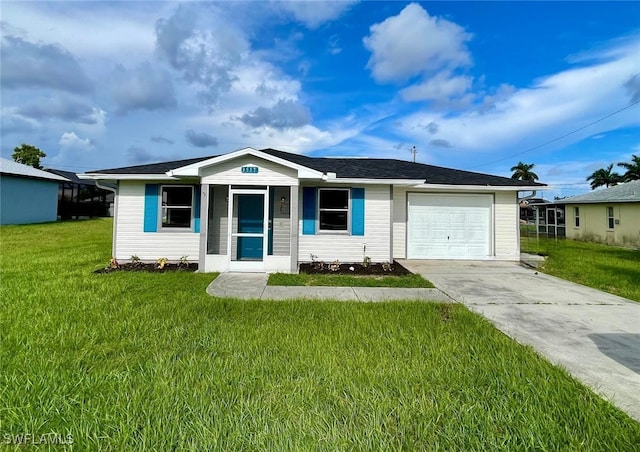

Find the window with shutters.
[
  {"left": 318, "top": 189, "right": 349, "bottom": 231},
  {"left": 161, "top": 185, "right": 193, "bottom": 229}
]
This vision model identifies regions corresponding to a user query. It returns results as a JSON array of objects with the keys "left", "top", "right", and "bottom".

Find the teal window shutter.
[
  {"left": 143, "top": 184, "right": 159, "bottom": 232},
  {"left": 351, "top": 188, "right": 365, "bottom": 236},
  {"left": 302, "top": 187, "right": 316, "bottom": 235},
  {"left": 193, "top": 185, "right": 201, "bottom": 233}
]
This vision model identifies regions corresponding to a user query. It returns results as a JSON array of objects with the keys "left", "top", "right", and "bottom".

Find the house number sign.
[{"left": 241, "top": 166, "right": 259, "bottom": 174}]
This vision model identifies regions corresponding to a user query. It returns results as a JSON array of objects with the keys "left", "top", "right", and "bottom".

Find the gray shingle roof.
[
  {"left": 87, "top": 148, "right": 545, "bottom": 187},
  {"left": 560, "top": 180, "right": 640, "bottom": 204},
  {"left": 45, "top": 168, "right": 117, "bottom": 190},
  {"left": 87, "top": 155, "right": 213, "bottom": 175},
  {"left": 0, "top": 158, "right": 68, "bottom": 182}
]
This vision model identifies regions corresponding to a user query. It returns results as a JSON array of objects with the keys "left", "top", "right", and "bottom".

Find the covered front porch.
[{"left": 199, "top": 184, "right": 299, "bottom": 273}]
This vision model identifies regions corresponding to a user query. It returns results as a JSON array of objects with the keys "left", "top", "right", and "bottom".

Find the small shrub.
[
  {"left": 109, "top": 258, "right": 120, "bottom": 269},
  {"left": 362, "top": 256, "right": 371, "bottom": 268},
  {"left": 329, "top": 260, "right": 340, "bottom": 272},
  {"left": 310, "top": 253, "right": 325, "bottom": 270},
  {"left": 156, "top": 257, "right": 169, "bottom": 269}
]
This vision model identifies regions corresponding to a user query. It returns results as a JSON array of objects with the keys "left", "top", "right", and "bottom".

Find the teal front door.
[{"left": 236, "top": 194, "right": 264, "bottom": 260}]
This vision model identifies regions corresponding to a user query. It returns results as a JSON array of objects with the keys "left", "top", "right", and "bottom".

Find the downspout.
[{"left": 95, "top": 179, "right": 116, "bottom": 193}]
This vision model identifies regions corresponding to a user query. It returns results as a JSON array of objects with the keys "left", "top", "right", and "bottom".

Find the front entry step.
[{"left": 206, "top": 272, "right": 268, "bottom": 298}]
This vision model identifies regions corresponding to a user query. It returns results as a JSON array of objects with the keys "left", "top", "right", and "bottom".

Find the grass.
[
  {"left": 1, "top": 219, "right": 639, "bottom": 449},
  {"left": 268, "top": 272, "right": 434, "bottom": 288},
  {"left": 521, "top": 235, "right": 640, "bottom": 302}
]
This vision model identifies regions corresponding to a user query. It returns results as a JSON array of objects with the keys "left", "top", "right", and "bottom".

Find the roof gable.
[{"left": 168, "top": 147, "right": 324, "bottom": 179}]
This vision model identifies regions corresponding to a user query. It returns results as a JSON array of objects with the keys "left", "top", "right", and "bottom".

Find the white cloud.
[
  {"left": 328, "top": 34, "right": 342, "bottom": 55},
  {"left": 363, "top": 3, "right": 472, "bottom": 83},
  {"left": 398, "top": 40, "right": 640, "bottom": 155},
  {"left": 50, "top": 131, "right": 98, "bottom": 169},
  {"left": 59, "top": 131, "right": 92, "bottom": 150},
  {"left": 155, "top": 4, "right": 248, "bottom": 108},
  {"left": 276, "top": 1, "right": 358, "bottom": 29},
  {"left": 1, "top": 2, "right": 158, "bottom": 60},
  {"left": 240, "top": 99, "right": 311, "bottom": 130},
  {"left": 400, "top": 71, "right": 473, "bottom": 102}
]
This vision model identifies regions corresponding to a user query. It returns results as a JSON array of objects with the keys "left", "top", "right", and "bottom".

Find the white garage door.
[{"left": 407, "top": 193, "right": 492, "bottom": 259}]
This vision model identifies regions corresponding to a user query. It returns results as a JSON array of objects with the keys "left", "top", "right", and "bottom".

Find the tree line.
[
  {"left": 586, "top": 155, "right": 640, "bottom": 189},
  {"left": 510, "top": 155, "right": 640, "bottom": 190}
]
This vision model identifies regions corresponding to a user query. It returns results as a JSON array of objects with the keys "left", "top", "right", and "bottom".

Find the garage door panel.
[{"left": 407, "top": 193, "right": 492, "bottom": 259}]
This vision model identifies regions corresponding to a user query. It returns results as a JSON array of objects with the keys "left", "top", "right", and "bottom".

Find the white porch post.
[
  {"left": 289, "top": 185, "right": 299, "bottom": 273},
  {"left": 198, "top": 183, "right": 209, "bottom": 271}
]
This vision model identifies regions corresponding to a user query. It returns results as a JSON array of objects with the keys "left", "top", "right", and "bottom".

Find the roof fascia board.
[
  {"left": 167, "top": 147, "right": 324, "bottom": 179},
  {"left": 409, "top": 184, "right": 546, "bottom": 191},
  {"left": 1, "top": 172, "right": 69, "bottom": 182},
  {"left": 560, "top": 199, "right": 640, "bottom": 204},
  {"left": 321, "top": 178, "right": 426, "bottom": 185},
  {"left": 79, "top": 173, "right": 180, "bottom": 181}
]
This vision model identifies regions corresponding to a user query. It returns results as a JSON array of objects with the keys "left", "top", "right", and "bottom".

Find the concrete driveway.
[{"left": 398, "top": 259, "right": 640, "bottom": 422}]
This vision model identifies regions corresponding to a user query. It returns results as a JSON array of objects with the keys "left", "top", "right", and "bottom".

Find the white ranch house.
[{"left": 81, "top": 148, "right": 544, "bottom": 273}]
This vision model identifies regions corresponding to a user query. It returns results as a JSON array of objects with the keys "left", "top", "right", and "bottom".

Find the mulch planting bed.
[
  {"left": 94, "top": 263, "right": 199, "bottom": 274},
  {"left": 299, "top": 260, "right": 412, "bottom": 276}
]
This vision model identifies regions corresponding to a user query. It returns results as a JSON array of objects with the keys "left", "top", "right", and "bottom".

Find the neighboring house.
[
  {"left": 80, "top": 147, "right": 545, "bottom": 273},
  {"left": 519, "top": 198, "right": 566, "bottom": 238},
  {"left": 46, "top": 168, "right": 115, "bottom": 219},
  {"left": 519, "top": 197, "right": 551, "bottom": 223},
  {"left": 0, "top": 158, "right": 69, "bottom": 225},
  {"left": 560, "top": 180, "right": 640, "bottom": 247}
]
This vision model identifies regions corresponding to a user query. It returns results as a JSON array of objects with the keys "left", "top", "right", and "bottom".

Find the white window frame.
[
  {"left": 606, "top": 206, "right": 614, "bottom": 230},
  {"left": 317, "top": 188, "right": 350, "bottom": 233},
  {"left": 574, "top": 207, "right": 580, "bottom": 228},
  {"left": 160, "top": 185, "right": 194, "bottom": 231}
]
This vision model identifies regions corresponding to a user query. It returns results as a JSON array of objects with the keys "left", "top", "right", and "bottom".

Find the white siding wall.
[
  {"left": 114, "top": 181, "right": 200, "bottom": 261},
  {"left": 393, "top": 187, "right": 520, "bottom": 260},
  {"left": 272, "top": 186, "right": 291, "bottom": 256},
  {"left": 392, "top": 186, "right": 407, "bottom": 259},
  {"left": 298, "top": 185, "right": 392, "bottom": 263},
  {"left": 494, "top": 191, "right": 519, "bottom": 260},
  {"left": 201, "top": 155, "right": 298, "bottom": 185}
]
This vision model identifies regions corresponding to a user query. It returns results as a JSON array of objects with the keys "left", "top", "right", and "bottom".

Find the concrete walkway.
[
  {"left": 398, "top": 259, "right": 640, "bottom": 422},
  {"left": 206, "top": 272, "right": 453, "bottom": 302}
]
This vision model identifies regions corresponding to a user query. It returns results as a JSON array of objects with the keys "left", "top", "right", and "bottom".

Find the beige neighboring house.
[{"left": 562, "top": 180, "right": 640, "bottom": 247}]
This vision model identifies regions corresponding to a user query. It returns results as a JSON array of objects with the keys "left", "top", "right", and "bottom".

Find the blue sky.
[{"left": 1, "top": 1, "right": 638, "bottom": 198}]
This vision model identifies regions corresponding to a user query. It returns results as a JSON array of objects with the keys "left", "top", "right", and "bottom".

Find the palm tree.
[
  {"left": 510, "top": 162, "right": 539, "bottom": 182},
  {"left": 586, "top": 164, "right": 623, "bottom": 190},
  {"left": 617, "top": 154, "right": 640, "bottom": 181}
]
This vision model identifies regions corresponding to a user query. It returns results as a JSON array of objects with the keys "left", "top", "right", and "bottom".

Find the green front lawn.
[
  {"left": 521, "top": 236, "right": 640, "bottom": 302},
  {"left": 1, "top": 219, "right": 638, "bottom": 449},
  {"left": 268, "top": 272, "right": 434, "bottom": 288}
]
